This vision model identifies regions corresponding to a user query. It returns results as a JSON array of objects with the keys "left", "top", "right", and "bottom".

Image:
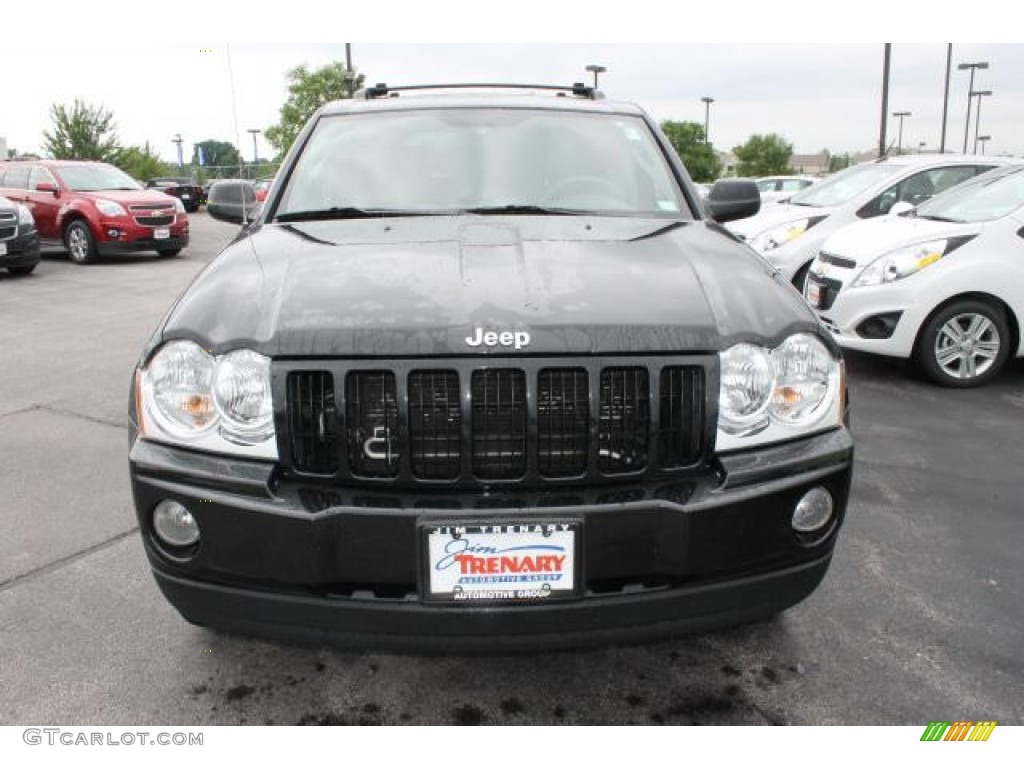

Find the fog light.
[
  {"left": 107, "top": 229, "right": 121, "bottom": 238},
  {"left": 792, "top": 487, "right": 833, "bottom": 533},
  {"left": 153, "top": 500, "right": 200, "bottom": 547}
]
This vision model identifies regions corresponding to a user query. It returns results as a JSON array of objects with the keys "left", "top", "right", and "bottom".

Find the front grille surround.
[
  {"left": 274, "top": 356, "right": 712, "bottom": 489},
  {"left": 134, "top": 214, "right": 175, "bottom": 227}
]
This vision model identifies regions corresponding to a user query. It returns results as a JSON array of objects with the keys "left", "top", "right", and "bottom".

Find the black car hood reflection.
[{"left": 159, "top": 215, "right": 822, "bottom": 358}]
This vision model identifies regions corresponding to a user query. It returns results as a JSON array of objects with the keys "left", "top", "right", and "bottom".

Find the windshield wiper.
[
  {"left": 460, "top": 204, "right": 583, "bottom": 216},
  {"left": 275, "top": 207, "right": 436, "bottom": 222}
]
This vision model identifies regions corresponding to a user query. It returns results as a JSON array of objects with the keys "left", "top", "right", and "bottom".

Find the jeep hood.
[{"left": 157, "top": 216, "right": 822, "bottom": 359}]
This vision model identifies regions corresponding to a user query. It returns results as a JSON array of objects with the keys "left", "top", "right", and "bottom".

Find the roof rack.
[{"left": 356, "top": 82, "right": 602, "bottom": 101}]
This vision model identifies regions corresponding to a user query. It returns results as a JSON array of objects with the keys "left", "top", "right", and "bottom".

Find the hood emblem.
[{"left": 465, "top": 326, "right": 531, "bottom": 350}]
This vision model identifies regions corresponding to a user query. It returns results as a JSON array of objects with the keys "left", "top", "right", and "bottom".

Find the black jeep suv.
[
  {"left": 129, "top": 83, "right": 853, "bottom": 651},
  {"left": 0, "top": 194, "right": 40, "bottom": 276}
]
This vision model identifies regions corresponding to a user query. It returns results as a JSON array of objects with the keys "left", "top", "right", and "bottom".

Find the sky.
[{"left": 2, "top": 40, "right": 1021, "bottom": 165}]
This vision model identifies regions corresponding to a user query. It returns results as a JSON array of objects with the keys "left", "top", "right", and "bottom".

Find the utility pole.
[
  {"left": 893, "top": 111, "right": 911, "bottom": 154},
  {"left": 172, "top": 134, "right": 184, "bottom": 171},
  {"left": 971, "top": 91, "right": 992, "bottom": 154},
  {"left": 958, "top": 61, "right": 988, "bottom": 153},
  {"left": 585, "top": 64, "right": 606, "bottom": 89},
  {"left": 701, "top": 97, "right": 715, "bottom": 145},
  {"left": 939, "top": 44, "right": 952, "bottom": 153},
  {"left": 879, "top": 44, "right": 891, "bottom": 158},
  {"left": 346, "top": 43, "right": 352, "bottom": 71},
  {"left": 248, "top": 129, "right": 261, "bottom": 173}
]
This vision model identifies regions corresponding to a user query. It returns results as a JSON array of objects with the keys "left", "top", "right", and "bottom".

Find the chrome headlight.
[
  {"left": 16, "top": 204, "right": 35, "bottom": 229},
  {"left": 95, "top": 199, "right": 127, "bottom": 217},
  {"left": 850, "top": 238, "right": 968, "bottom": 288},
  {"left": 213, "top": 350, "right": 274, "bottom": 444},
  {"left": 749, "top": 216, "right": 826, "bottom": 253},
  {"left": 138, "top": 341, "right": 276, "bottom": 458},
  {"left": 718, "top": 333, "right": 843, "bottom": 452}
]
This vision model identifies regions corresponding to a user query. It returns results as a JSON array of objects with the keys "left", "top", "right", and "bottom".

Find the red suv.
[{"left": 0, "top": 160, "right": 189, "bottom": 263}]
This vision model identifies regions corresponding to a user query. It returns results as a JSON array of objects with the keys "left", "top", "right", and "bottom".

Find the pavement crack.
[
  {"left": 38, "top": 405, "right": 129, "bottom": 431},
  {"left": 0, "top": 527, "right": 139, "bottom": 593}
]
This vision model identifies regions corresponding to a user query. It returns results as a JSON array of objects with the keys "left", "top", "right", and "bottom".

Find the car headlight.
[
  {"left": 16, "top": 204, "right": 35, "bottom": 229},
  {"left": 718, "top": 333, "right": 843, "bottom": 452},
  {"left": 138, "top": 340, "right": 276, "bottom": 458},
  {"left": 850, "top": 238, "right": 970, "bottom": 288},
  {"left": 213, "top": 350, "right": 274, "bottom": 443},
  {"left": 749, "top": 216, "right": 826, "bottom": 253},
  {"left": 95, "top": 199, "right": 127, "bottom": 217}
]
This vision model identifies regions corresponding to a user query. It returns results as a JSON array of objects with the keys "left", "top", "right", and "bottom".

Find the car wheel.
[
  {"left": 157, "top": 248, "right": 182, "bottom": 257},
  {"left": 915, "top": 299, "right": 1011, "bottom": 387},
  {"left": 64, "top": 220, "right": 97, "bottom": 264},
  {"left": 7, "top": 264, "right": 36, "bottom": 276}
]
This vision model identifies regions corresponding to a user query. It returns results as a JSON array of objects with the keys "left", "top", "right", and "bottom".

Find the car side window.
[
  {"left": 859, "top": 166, "right": 987, "bottom": 218},
  {"left": 780, "top": 179, "right": 809, "bottom": 191},
  {"left": 29, "top": 166, "right": 57, "bottom": 190},
  {"left": 2, "top": 165, "right": 30, "bottom": 190}
]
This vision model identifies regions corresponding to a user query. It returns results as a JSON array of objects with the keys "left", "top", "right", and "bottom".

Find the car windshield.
[
  {"left": 788, "top": 163, "right": 900, "bottom": 208},
  {"left": 275, "top": 108, "right": 687, "bottom": 219},
  {"left": 915, "top": 166, "right": 1024, "bottom": 223},
  {"left": 58, "top": 165, "right": 141, "bottom": 192}
]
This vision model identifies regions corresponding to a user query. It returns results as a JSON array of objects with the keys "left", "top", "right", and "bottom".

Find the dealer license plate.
[
  {"left": 0, "top": 243, "right": 6, "bottom": 256},
  {"left": 423, "top": 522, "right": 579, "bottom": 602},
  {"left": 806, "top": 278, "right": 822, "bottom": 308},
  {"left": 154, "top": 228, "right": 170, "bottom": 240},
  {"left": 181, "top": 194, "right": 191, "bottom": 200}
]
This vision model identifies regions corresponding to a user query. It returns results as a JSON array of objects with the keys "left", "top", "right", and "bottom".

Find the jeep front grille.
[{"left": 279, "top": 357, "right": 708, "bottom": 487}]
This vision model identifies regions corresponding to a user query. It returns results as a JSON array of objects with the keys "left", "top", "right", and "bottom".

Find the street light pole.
[
  {"left": 345, "top": 43, "right": 352, "bottom": 71},
  {"left": 977, "top": 135, "right": 991, "bottom": 154},
  {"left": 958, "top": 61, "right": 988, "bottom": 153},
  {"left": 940, "top": 44, "right": 952, "bottom": 153},
  {"left": 172, "top": 134, "right": 184, "bottom": 171},
  {"left": 893, "top": 111, "right": 911, "bottom": 154},
  {"left": 971, "top": 91, "right": 992, "bottom": 154},
  {"left": 585, "top": 64, "right": 606, "bottom": 89},
  {"left": 879, "top": 44, "right": 891, "bottom": 158},
  {"left": 247, "top": 129, "right": 261, "bottom": 174},
  {"left": 701, "top": 97, "right": 715, "bottom": 145}
]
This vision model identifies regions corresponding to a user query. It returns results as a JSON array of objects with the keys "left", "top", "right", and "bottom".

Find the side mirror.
[
  {"left": 35, "top": 182, "right": 59, "bottom": 196},
  {"left": 206, "top": 180, "right": 259, "bottom": 226},
  {"left": 707, "top": 179, "right": 761, "bottom": 223},
  {"left": 888, "top": 201, "right": 915, "bottom": 217}
]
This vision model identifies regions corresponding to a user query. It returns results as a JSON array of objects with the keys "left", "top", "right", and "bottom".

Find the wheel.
[
  {"left": 915, "top": 299, "right": 1011, "bottom": 387},
  {"left": 64, "top": 220, "right": 97, "bottom": 264},
  {"left": 157, "top": 248, "right": 182, "bottom": 257},
  {"left": 7, "top": 264, "right": 36, "bottom": 276},
  {"left": 186, "top": 203, "right": 199, "bottom": 213}
]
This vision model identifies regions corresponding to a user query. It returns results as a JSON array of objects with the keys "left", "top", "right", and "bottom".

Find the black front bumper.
[
  {"left": 0, "top": 230, "right": 41, "bottom": 267},
  {"left": 98, "top": 233, "right": 188, "bottom": 255},
  {"left": 130, "top": 428, "right": 853, "bottom": 651}
]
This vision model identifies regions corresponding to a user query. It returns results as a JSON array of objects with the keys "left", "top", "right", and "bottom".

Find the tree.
[
  {"left": 116, "top": 142, "right": 172, "bottom": 182},
  {"left": 732, "top": 133, "right": 794, "bottom": 177},
  {"left": 828, "top": 152, "right": 854, "bottom": 173},
  {"left": 265, "top": 62, "right": 365, "bottom": 156},
  {"left": 192, "top": 140, "right": 242, "bottom": 175},
  {"left": 43, "top": 100, "right": 121, "bottom": 161},
  {"left": 660, "top": 121, "right": 722, "bottom": 182}
]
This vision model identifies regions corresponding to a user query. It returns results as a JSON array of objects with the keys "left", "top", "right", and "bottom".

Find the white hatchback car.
[
  {"left": 729, "top": 155, "right": 1011, "bottom": 288},
  {"left": 756, "top": 175, "right": 817, "bottom": 205},
  {"left": 805, "top": 164, "right": 1024, "bottom": 387}
]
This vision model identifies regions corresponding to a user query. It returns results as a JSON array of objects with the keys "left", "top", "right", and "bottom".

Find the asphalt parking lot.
[{"left": 1, "top": 212, "right": 1022, "bottom": 726}]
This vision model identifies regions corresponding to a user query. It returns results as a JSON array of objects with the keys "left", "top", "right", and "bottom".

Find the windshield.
[
  {"left": 57, "top": 165, "right": 141, "bottom": 192},
  {"left": 275, "top": 108, "right": 687, "bottom": 218},
  {"left": 915, "top": 166, "right": 1024, "bottom": 223},
  {"left": 789, "top": 163, "right": 900, "bottom": 208}
]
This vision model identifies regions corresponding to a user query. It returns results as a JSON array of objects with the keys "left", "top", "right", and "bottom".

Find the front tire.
[
  {"left": 915, "top": 299, "right": 1011, "bottom": 387},
  {"left": 157, "top": 248, "right": 182, "bottom": 257},
  {"left": 64, "top": 220, "right": 97, "bottom": 264}
]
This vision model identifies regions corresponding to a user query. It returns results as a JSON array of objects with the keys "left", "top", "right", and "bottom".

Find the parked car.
[
  {"left": 729, "top": 155, "right": 1011, "bottom": 288},
  {"left": 146, "top": 177, "right": 204, "bottom": 212},
  {"left": 756, "top": 175, "right": 817, "bottom": 205},
  {"left": 130, "top": 82, "right": 853, "bottom": 651},
  {"left": 253, "top": 177, "right": 274, "bottom": 202},
  {"left": 0, "top": 160, "right": 189, "bottom": 263},
  {"left": 0, "top": 194, "right": 40, "bottom": 276},
  {"left": 806, "top": 164, "right": 1024, "bottom": 387}
]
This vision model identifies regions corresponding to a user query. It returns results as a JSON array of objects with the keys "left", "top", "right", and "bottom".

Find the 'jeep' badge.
[{"left": 465, "top": 327, "right": 531, "bottom": 350}]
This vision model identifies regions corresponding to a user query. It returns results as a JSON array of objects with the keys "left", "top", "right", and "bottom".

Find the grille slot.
[
  {"left": 346, "top": 371, "right": 399, "bottom": 478},
  {"left": 471, "top": 369, "right": 527, "bottom": 480},
  {"left": 0, "top": 226, "right": 15, "bottom": 240},
  {"left": 658, "top": 366, "right": 704, "bottom": 468},
  {"left": 287, "top": 371, "right": 338, "bottom": 474},
  {"left": 135, "top": 214, "right": 174, "bottom": 227},
  {"left": 598, "top": 367, "right": 649, "bottom": 473},
  {"left": 408, "top": 370, "right": 461, "bottom": 480},
  {"left": 537, "top": 368, "right": 589, "bottom": 477}
]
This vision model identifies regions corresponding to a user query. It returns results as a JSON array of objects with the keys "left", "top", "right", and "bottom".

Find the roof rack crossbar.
[{"left": 359, "top": 82, "right": 600, "bottom": 100}]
